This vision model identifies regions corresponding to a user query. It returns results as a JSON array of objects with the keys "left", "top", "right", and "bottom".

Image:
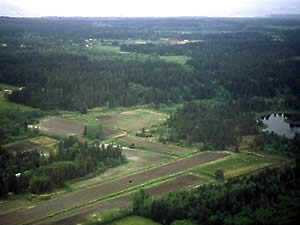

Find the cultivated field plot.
[
  {"left": 117, "top": 135, "right": 191, "bottom": 156},
  {"left": 0, "top": 152, "right": 228, "bottom": 225},
  {"left": 36, "top": 174, "right": 205, "bottom": 225},
  {"left": 71, "top": 148, "right": 173, "bottom": 190},
  {"left": 97, "top": 109, "right": 168, "bottom": 131},
  {"left": 146, "top": 174, "right": 206, "bottom": 196},
  {"left": 193, "top": 153, "right": 279, "bottom": 179},
  {"left": 39, "top": 117, "right": 85, "bottom": 136},
  {"left": 29, "top": 136, "right": 58, "bottom": 150},
  {"left": 102, "top": 126, "right": 121, "bottom": 137}
]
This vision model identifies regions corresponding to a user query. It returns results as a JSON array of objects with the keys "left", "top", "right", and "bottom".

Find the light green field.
[
  {"left": 28, "top": 136, "right": 58, "bottom": 150},
  {"left": 193, "top": 153, "right": 279, "bottom": 179},
  {"left": 60, "top": 108, "right": 167, "bottom": 132},
  {"left": 0, "top": 83, "right": 34, "bottom": 112},
  {"left": 98, "top": 109, "right": 168, "bottom": 132},
  {"left": 160, "top": 55, "right": 191, "bottom": 65},
  {"left": 105, "top": 216, "right": 161, "bottom": 225},
  {"left": 59, "top": 107, "right": 105, "bottom": 125}
]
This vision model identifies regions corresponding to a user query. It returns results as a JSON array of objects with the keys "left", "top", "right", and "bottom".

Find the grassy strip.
[
  {"left": 192, "top": 153, "right": 279, "bottom": 179},
  {"left": 90, "top": 215, "right": 161, "bottom": 225},
  {"left": 24, "top": 152, "right": 284, "bottom": 225}
]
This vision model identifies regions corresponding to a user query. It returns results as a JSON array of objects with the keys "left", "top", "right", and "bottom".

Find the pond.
[{"left": 261, "top": 114, "right": 300, "bottom": 139}]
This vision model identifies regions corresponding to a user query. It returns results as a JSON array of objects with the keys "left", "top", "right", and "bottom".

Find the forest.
[
  {"left": 132, "top": 162, "right": 300, "bottom": 225},
  {"left": 0, "top": 136, "right": 125, "bottom": 197},
  {"left": 0, "top": 17, "right": 300, "bottom": 225},
  {"left": 1, "top": 18, "right": 300, "bottom": 111}
]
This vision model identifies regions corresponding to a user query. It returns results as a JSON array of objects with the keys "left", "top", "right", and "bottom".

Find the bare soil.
[
  {"left": 39, "top": 117, "right": 85, "bottom": 136},
  {"left": 96, "top": 110, "right": 167, "bottom": 131},
  {"left": 71, "top": 148, "right": 173, "bottom": 190},
  {"left": 0, "top": 152, "right": 228, "bottom": 225},
  {"left": 120, "top": 136, "right": 187, "bottom": 155},
  {"left": 102, "top": 127, "right": 121, "bottom": 137},
  {"left": 37, "top": 174, "right": 206, "bottom": 225},
  {"left": 96, "top": 115, "right": 120, "bottom": 124}
]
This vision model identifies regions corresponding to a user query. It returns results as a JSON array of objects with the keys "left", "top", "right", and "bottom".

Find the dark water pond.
[{"left": 261, "top": 114, "right": 300, "bottom": 139}]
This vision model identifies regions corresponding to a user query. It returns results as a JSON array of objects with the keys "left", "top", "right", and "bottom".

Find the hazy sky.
[{"left": 0, "top": 0, "right": 299, "bottom": 17}]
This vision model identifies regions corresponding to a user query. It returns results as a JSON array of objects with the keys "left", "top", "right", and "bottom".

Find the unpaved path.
[
  {"left": 38, "top": 174, "right": 206, "bottom": 225},
  {"left": 0, "top": 152, "right": 228, "bottom": 225}
]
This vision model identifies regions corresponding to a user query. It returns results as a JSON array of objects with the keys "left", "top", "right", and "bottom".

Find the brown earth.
[
  {"left": 71, "top": 148, "right": 173, "bottom": 190},
  {"left": 120, "top": 136, "right": 187, "bottom": 155},
  {"left": 102, "top": 126, "right": 121, "bottom": 137},
  {"left": 96, "top": 110, "right": 167, "bottom": 131},
  {"left": 96, "top": 115, "right": 120, "bottom": 124},
  {"left": 39, "top": 117, "right": 85, "bottom": 137},
  {"left": 0, "top": 152, "right": 228, "bottom": 225},
  {"left": 38, "top": 174, "right": 206, "bottom": 225}
]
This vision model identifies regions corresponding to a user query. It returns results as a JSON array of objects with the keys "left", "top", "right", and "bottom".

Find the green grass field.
[
  {"left": 193, "top": 153, "right": 279, "bottom": 179},
  {"left": 160, "top": 55, "right": 191, "bottom": 65},
  {"left": 105, "top": 216, "right": 161, "bottom": 225},
  {"left": 28, "top": 136, "right": 58, "bottom": 150}
]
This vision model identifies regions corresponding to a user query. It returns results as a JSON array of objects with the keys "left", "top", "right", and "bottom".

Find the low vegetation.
[{"left": 193, "top": 153, "right": 278, "bottom": 179}]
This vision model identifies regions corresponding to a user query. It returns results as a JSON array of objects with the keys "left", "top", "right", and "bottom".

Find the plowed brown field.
[{"left": 0, "top": 152, "right": 228, "bottom": 225}]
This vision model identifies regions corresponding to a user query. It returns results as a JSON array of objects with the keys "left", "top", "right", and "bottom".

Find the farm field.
[
  {"left": 0, "top": 152, "right": 227, "bottom": 225},
  {"left": 117, "top": 135, "right": 193, "bottom": 157},
  {"left": 96, "top": 109, "right": 168, "bottom": 132},
  {"left": 36, "top": 174, "right": 206, "bottom": 225},
  {"left": 39, "top": 117, "right": 85, "bottom": 137},
  {"left": 193, "top": 153, "right": 280, "bottom": 179},
  {"left": 70, "top": 148, "right": 173, "bottom": 190}
]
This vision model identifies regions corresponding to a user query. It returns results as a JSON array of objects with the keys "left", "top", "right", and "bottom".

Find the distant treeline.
[
  {"left": 0, "top": 38, "right": 299, "bottom": 110},
  {"left": 0, "top": 136, "right": 126, "bottom": 197},
  {"left": 0, "top": 18, "right": 300, "bottom": 111}
]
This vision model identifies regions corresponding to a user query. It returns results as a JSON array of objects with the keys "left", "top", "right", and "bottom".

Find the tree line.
[
  {"left": 1, "top": 19, "right": 300, "bottom": 111},
  {"left": 133, "top": 163, "right": 300, "bottom": 225},
  {"left": 162, "top": 101, "right": 257, "bottom": 149},
  {"left": 0, "top": 136, "right": 126, "bottom": 197}
]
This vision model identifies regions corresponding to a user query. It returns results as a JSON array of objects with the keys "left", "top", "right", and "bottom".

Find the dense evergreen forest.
[
  {"left": 133, "top": 163, "right": 300, "bottom": 225},
  {"left": 1, "top": 17, "right": 300, "bottom": 111},
  {"left": 0, "top": 136, "right": 125, "bottom": 197}
]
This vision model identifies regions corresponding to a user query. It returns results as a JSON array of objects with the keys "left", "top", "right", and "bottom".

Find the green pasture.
[
  {"left": 160, "top": 55, "right": 191, "bottom": 65},
  {"left": 106, "top": 216, "right": 161, "bottom": 225},
  {"left": 193, "top": 153, "right": 279, "bottom": 179}
]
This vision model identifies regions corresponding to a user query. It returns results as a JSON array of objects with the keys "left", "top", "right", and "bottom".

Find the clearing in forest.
[
  {"left": 96, "top": 109, "right": 168, "bottom": 131},
  {"left": 117, "top": 135, "right": 192, "bottom": 156},
  {"left": 39, "top": 117, "right": 85, "bottom": 137}
]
